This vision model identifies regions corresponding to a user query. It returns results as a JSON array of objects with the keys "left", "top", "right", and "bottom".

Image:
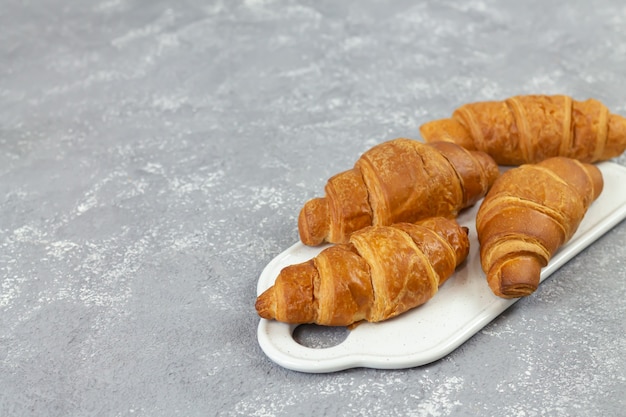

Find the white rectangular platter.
[{"left": 256, "top": 162, "right": 626, "bottom": 373}]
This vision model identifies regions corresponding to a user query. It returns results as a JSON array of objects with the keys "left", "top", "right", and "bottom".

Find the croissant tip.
[
  {"left": 298, "top": 198, "right": 329, "bottom": 246},
  {"left": 255, "top": 289, "right": 276, "bottom": 320},
  {"left": 492, "top": 285, "right": 537, "bottom": 299},
  {"left": 488, "top": 256, "right": 542, "bottom": 299},
  {"left": 420, "top": 119, "right": 474, "bottom": 150},
  {"left": 584, "top": 163, "right": 604, "bottom": 201},
  {"left": 474, "top": 152, "right": 500, "bottom": 187}
]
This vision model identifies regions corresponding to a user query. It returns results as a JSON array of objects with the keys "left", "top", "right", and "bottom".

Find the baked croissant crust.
[
  {"left": 256, "top": 217, "right": 470, "bottom": 326},
  {"left": 420, "top": 94, "right": 626, "bottom": 165},
  {"left": 476, "top": 157, "right": 603, "bottom": 298},
  {"left": 298, "top": 138, "right": 499, "bottom": 246}
]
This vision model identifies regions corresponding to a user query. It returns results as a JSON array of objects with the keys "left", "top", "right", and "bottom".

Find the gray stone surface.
[{"left": 1, "top": 0, "right": 625, "bottom": 416}]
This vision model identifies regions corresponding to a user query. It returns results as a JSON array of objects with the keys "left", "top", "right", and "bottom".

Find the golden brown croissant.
[
  {"left": 298, "top": 138, "right": 499, "bottom": 246},
  {"left": 256, "top": 217, "right": 470, "bottom": 326},
  {"left": 476, "top": 157, "right": 603, "bottom": 298},
  {"left": 419, "top": 95, "right": 626, "bottom": 165}
]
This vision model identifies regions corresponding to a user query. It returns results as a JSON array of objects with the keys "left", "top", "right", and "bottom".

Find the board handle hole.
[{"left": 292, "top": 324, "right": 349, "bottom": 349}]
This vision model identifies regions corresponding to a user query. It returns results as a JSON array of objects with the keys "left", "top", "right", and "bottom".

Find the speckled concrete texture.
[{"left": 1, "top": 0, "right": 625, "bottom": 416}]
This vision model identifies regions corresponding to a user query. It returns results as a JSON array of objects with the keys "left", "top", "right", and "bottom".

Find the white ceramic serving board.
[{"left": 256, "top": 162, "right": 626, "bottom": 373}]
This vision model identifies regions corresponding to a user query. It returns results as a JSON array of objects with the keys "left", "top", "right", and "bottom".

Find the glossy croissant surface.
[
  {"left": 256, "top": 217, "right": 470, "bottom": 326},
  {"left": 420, "top": 94, "right": 626, "bottom": 165},
  {"left": 476, "top": 157, "right": 603, "bottom": 298},
  {"left": 298, "top": 138, "right": 499, "bottom": 246}
]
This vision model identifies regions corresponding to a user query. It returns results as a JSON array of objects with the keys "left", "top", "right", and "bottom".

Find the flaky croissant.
[
  {"left": 420, "top": 95, "right": 626, "bottom": 165},
  {"left": 298, "top": 138, "right": 499, "bottom": 246},
  {"left": 476, "top": 157, "right": 603, "bottom": 298},
  {"left": 256, "top": 217, "right": 470, "bottom": 326}
]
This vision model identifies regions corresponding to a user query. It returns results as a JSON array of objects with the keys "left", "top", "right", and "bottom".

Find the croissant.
[
  {"left": 476, "top": 157, "right": 603, "bottom": 298},
  {"left": 298, "top": 138, "right": 499, "bottom": 246},
  {"left": 419, "top": 94, "right": 626, "bottom": 165},
  {"left": 256, "top": 217, "right": 470, "bottom": 326}
]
